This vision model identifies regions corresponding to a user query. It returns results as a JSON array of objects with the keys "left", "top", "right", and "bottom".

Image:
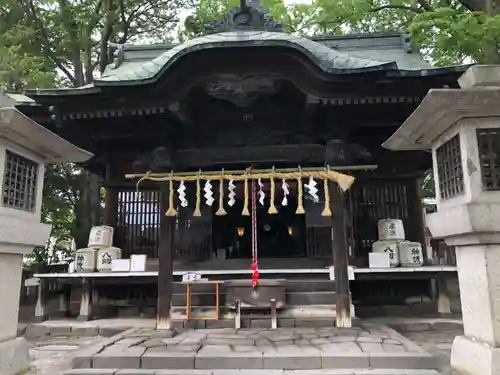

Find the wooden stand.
[{"left": 184, "top": 280, "right": 222, "bottom": 321}]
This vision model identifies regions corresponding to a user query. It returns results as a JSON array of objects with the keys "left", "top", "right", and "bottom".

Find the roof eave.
[{"left": 382, "top": 87, "right": 500, "bottom": 151}]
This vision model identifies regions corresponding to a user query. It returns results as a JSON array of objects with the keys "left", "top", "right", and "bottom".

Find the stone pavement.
[
  {"left": 21, "top": 336, "right": 102, "bottom": 375},
  {"left": 72, "top": 323, "right": 437, "bottom": 371}
]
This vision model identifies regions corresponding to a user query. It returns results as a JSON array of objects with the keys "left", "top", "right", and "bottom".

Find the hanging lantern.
[
  {"left": 236, "top": 227, "right": 245, "bottom": 237},
  {"left": 287, "top": 226, "right": 294, "bottom": 236}
]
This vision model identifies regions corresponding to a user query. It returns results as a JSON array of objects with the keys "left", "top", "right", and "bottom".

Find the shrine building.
[{"left": 19, "top": 3, "right": 463, "bottom": 326}]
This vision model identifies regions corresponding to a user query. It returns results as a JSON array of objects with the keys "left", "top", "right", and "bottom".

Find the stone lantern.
[
  {"left": 383, "top": 65, "right": 500, "bottom": 375},
  {"left": 0, "top": 94, "right": 92, "bottom": 375}
]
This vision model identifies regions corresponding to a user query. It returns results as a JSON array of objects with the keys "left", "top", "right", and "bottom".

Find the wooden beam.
[
  {"left": 157, "top": 184, "right": 176, "bottom": 330},
  {"left": 330, "top": 182, "right": 352, "bottom": 328}
]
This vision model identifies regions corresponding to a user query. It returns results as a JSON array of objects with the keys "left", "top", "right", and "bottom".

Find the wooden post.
[
  {"left": 78, "top": 278, "right": 93, "bottom": 321},
  {"left": 34, "top": 279, "right": 47, "bottom": 322},
  {"left": 157, "top": 184, "right": 176, "bottom": 330},
  {"left": 103, "top": 187, "right": 118, "bottom": 227},
  {"left": 330, "top": 182, "right": 352, "bottom": 328}
]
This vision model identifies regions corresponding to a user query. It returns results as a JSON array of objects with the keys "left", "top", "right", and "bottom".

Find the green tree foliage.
[
  {"left": 0, "top": 0, "right": 186, "bottom": 268},
  {"left": 184, "top": 0, "right": 500, "bottom": 66}
]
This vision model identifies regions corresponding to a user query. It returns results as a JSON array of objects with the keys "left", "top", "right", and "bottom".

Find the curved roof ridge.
[{"left": 96, "top": 31, "right": 396, "bottom": 86}]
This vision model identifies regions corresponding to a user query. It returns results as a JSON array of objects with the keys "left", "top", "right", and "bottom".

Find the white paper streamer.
[
  {"left": 258, "top": 179, "right": 265, "bottom": 206},
  {"left": 282, "top": 179, "right": 289, "bottom": 206},
  {"left": 228, "top": 180, "right": 236, "bottom": 207},
  {"left": 203, "top": 180, "right": 215, "bottom": 206},
  {"left": 177, "top": 181, "right": 188, "bottom": 207},
  {"left": 304, "top": 176, "right": 319, "bottom": 203}
]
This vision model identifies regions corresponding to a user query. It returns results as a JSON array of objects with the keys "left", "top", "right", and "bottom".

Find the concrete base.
[
  {"left": 0, "top": 337, "right": 30, "bottom": 375},
  {"left": 451, "top": 335, "right": 500, "bottom": 375}
]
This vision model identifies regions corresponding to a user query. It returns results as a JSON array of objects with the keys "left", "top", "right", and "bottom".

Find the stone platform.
[{"left": 70, "top": 323, "right": 437, "bottom": 372}]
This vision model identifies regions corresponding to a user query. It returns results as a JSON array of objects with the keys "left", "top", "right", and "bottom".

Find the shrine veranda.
[{"left": 19, "top": 3, "right": 462, "bottom": 325}]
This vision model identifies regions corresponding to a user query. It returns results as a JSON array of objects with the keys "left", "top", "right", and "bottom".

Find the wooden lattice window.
[
  {"left": 2, "top": 150, "right": 38, "bottom": 211},
  {"left": 477, "top": 128, "right": 500, "bottom": 191},
  {"left": 436, "top": 134, "right": 464, "bottom": 199}
]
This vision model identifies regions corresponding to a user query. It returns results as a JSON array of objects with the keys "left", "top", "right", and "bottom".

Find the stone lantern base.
[{"left": 0, "top": 338, "right": 30, "bottom": 375}]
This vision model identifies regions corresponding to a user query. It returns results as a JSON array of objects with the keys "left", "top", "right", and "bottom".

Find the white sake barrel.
[
  {"left": 74, "top": 248, "right": 97, "bottom": 272},
  {"left": 96, "top": 246, "right": 122, "bottom": 272},
  {"left": 378, "top": 219, "right": 405, "bottom": 241},
  {"left": 398, "top": 241, "right": 424, "bottom": 267},
  {"left": 372, "top": 240, "right": 400, "bottom": 267},
  {"left": 88, "top": 226, "right": 114, "bottom": 248}
]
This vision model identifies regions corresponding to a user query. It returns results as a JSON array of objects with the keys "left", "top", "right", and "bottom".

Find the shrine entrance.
[{"left": 212, "top": 195, "right": 306, "bottom": 260}]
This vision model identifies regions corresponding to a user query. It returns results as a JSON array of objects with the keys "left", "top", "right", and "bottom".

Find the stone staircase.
[{"left": 63, "top": 323, "right": 440, "bottom": 375}]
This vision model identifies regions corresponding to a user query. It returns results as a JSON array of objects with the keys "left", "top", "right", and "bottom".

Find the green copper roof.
[{"left": 97, "top": 31, "right": 395, "bottom": 86}]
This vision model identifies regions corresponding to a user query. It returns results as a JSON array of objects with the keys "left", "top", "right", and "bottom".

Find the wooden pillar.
[
  {"left": 157, "top": 184, "right": 176, "bottom": 330},
  {"left": 77, "top": 278, "right": 93, "bottom": 321},
  {"left": 34, "top": 279, "right": 47, "bottom": 322},
  {"left": 103, "top": 188, "right": 118, "bottom": 227},
  {"left": 330, "top": 182, "right": 352, "bottom": 328},
  {"left": 409, "top": 177, "right": 427, "bottom": 254}
]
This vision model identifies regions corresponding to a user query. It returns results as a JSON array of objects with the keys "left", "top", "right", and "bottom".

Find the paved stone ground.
[
  {"left": 21, "top": 336, "right": 102, "bottom": 375},
  {"left": 21, "top": 318, "right": 464, "bottom": 375},
  {"left": 397, "top": 323, "right": 463, "bottom": 375}
]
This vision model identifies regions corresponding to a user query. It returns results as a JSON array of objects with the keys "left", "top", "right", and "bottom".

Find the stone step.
[
  {"left": 73, "top": 348, "right": 437, "bottom": 371},
  {"left": 65, "top": 369, "right": 440, "bottom": 375}
]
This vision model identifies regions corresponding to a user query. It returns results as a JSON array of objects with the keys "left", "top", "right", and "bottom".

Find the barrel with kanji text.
[
  {"left": 398, "top": 241, "right": 424, "bottom": 267},
  {"left": 97, "top": 246, "right": 122, "bottom": 272},
  {"left": 74, "top": 248, "right": 97, "bottom": 272},
  {"left": 88, "top": 225, "right": 114, "bottom": 248},
  {"left": 372, "top": 240, "right": 400, "bottom": 267},
  {"left": 378, "top": 219, "right": 405, "bottom": 241}
]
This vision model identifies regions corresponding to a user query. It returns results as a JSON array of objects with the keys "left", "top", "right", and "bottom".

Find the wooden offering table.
[{"left": 184, "top": 280, "right": 223, "bottom": 321}]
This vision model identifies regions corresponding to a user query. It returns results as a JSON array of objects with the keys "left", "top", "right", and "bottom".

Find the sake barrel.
[
  {"left": 88, "top": 225, "right": 114, "bottom": 248},
  {"left": 398, "top": 241, "right": 424, "bottom": 267},
  {"left": 74, "top": 248, "right": 97, "bottom": 272},
  {"left": 97, "top": 246, "right": 122, "bottom": 272},
  {"left": 378, "top": 219, "right": 405, "bottom": 241},
  {"left": 372, "top": 240, "right": 400, "bottom": 267}
]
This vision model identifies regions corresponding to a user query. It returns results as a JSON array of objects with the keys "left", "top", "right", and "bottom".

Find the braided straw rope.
[
  {"left": 165, "top": 172, "right": 177, "bottom": 217},
  {"left": 215, "top": 170, "right": 227, "bottom": 216},
  {"left": 321, "top": 178, "right": 332, "bottom": 217},
  {"left": 135, "top": 169, "right": 354, "bottom": 192},
  {"left": 242, "top": 172, "right": 250, "bottom": 216},
  {"left": 137, "top": 167, "right": 354, "bottom": 217},
  {"left": 268, "top": 167, "right": 278, "bottom": 214},
  {"left": 295, "top": 168, "right": 305, "bottom": 214},
  {"left": 193, "top": 170, "right": 202, "bottom": 217}
]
